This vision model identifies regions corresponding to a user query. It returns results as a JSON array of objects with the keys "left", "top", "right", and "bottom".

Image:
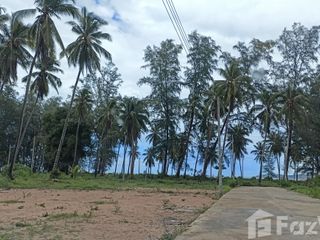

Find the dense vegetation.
[{"left": 1, "top": 1, "right": 320, "bottom": 190}]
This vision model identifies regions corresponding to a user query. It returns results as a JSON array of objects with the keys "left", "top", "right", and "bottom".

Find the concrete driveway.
[{"left": 176, "top": 187, "right": 320, "bottom": 240}]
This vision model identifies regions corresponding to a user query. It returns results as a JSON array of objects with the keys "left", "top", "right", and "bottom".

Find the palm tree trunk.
[
  {"left": 162, "top": 120, "right": 169, "bottom": 176},
  {"left": 8, "top": 51, "right": 37, "bottom": 179},
  {"left": 7, "top": 145, "right": 13, "bottom": 165},
  {"left": 276, "top": 155, "right": 281, "bottom": 181},
  {"left": 193, "top": 150, "right": 199, "bottom": 177},
  {"left": 166, "top": 158, "right": 170, "bottom": 175},
  {"left": 242, "top": 158, "right": 244, "bottom": 178},
  {"left": 130, "top": 155, "right": 135, "bottom": 176},
  {"left": 217, "top": 98, "right": 223, "bottom": 196},
  {"left": 52, "top": 68, "right": 82, "bottom": 174},
  {"left": 183, "top": 149, "right": 189, "bottom": 178},
  {"left": 176, "top": 104, "right": 195, "bottom": 177},
  {"left": 72, "top": 117, "right": 81, "bottom": 168},
  {"left": 127, "top": 157, "right": 131, "bottom": 175},
  {"left": 114, "top": 143, "right": 121, "bottom": 175},
  {"left": 10, "top": 95, "right": 39, "bottom": 177},
  {"left": 203, "top": 116, "right": 213, "bottom": 177},
  {"left": 94, "top": 141, "right": 101, "bottom": 177},
  {"left": 284, "top": 114, "right": 293, "bottom": 181},
  {"left": 122, "top": 144, "right": 128, "bottom": 180},
  {"left": 202, "top": 108, "right": 230, "bottom": 177},
  {"left": 231, "top": 137, "right": 236, "bottom": 178},
  {"left": 259, "top": 160, "right": 263, "bottom": 183},
  {"left": 31, "top": 135, "right": 36, "bottom": 173},
  {"left": 129, "top": 137, "right": 136, "bottom": 176}
]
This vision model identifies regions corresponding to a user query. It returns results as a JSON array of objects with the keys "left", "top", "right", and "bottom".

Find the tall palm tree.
[
  {"left": 143, "top": 148, "right": 155, "bottom": 176},
  {"left": 26, "top": 58, "right": 63, "bottom": 100},
  {"left": 251, "top": 142, "right": 267, "bottom": 183},
  {"left": 250, "top": 85, "right": 280, "bottom": 180},
  {"left": 279, "top": 87, "right": 308, "bottom": 180},
  {"left": 268, "top": 131, "right": 284, "bottom": 180},
  {"left": 73, "top": 87, "right": 93, "bottom": 168},
  {"left": 95, "top": 100, "right": 118, "bottom": 176},
  {"left": 17, "top": 58, "right": 63, "bottom": 165},
  {"left": 215, "top": 60, "right": 252, "bottom": 130},
  {"left": 227, "top": 123, "right": 252, "bottom": 178},
  {"left": 0, "top": 14, "right": 31, "bottom": 93},
  {"left": 52, "top": 6, "right": 112, "bottom": 174},
  {"left": 119, "top": 97, "right": 148, "bottom": 179},
  {"left": 214, "top": 60, "right": 252, "bottom": 186},
  {"left": 9, "top": 0, "right": 78, "bottom": 179}
]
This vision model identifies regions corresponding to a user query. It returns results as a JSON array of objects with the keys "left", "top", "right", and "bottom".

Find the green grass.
[
  {"left": 1, "top": 165, "right": 319, "bottom": 200},
  {"left": 0, "top": 171, "right": 225, "bottom": 191}
]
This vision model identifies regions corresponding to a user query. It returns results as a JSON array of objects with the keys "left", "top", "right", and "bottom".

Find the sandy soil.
[{"left": 0, "top": 188, "right": 215, "bottom": 240}]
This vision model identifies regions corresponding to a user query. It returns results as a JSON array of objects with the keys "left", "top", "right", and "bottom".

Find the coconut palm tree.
[
  {"left": 119, "top": 97, "right": 148, "bottom": 179},
  {"left": 279, "top": 87, "right": 309, "bottom": 180},
  {"left": 9, "top": 0, "right": 78, "bottom": 179},
  {"left": 268, "top": 131, "right": 284, "bottom": 180},
  {"left": 212, "top": 60, "right": 252, "bottom": 191},
  {"left": 250, "top": 85, "right": 280, "bottom": 180},
  {"left": 26, "top": 58, "right": 63, "bottom": 100},
  {"left": 251, "top": 141, "right": 268, "bottom": 183},
  {"left": 73, "top": 87, "right": 93, "bottom": 168},
  {"left": 227, "top": 123, "right": 252, "bottom": 178},
  {"left": 0, "top": 14, "right": 31, "bottom": 93},
  {"left": 52, "top": 6, "right": 112, "bottom": 175},
  {"left": 143, "top": 148, "right": 155, "bottom": 176},
  {"left": 95, "top": 100, "right": 118, "bottom": 176},
  {"left": 17, "top": 58, "right": 63, "bottom": 165},
  {"left": 215, "top": 60, "right": 253, "bottom": 131}
]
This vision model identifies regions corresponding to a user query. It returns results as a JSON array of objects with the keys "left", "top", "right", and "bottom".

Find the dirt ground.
[{"left": 0, "top": 188, "right": 215, "bottom": 240}]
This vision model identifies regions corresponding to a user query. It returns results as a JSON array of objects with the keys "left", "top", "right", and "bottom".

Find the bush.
[
  {"left": 279, "top": 181, "right": 292, "bottom": 188},
  {"left": 0, "top": 164, "right": 31, "bottom": 178},
  {"left": 50, "top": 168, "right": 61, "bottom": 179},
  {"left": 71, "top": 165, "right": 80, "bottom": 179},
  {"left": 228, "top": 179, "right": 239, "bottom": 188},
  {"left": 264, "top": 176, "right": 273, "bottom": 181}
]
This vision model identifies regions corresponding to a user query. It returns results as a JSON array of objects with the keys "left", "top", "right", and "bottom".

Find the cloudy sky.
[
  {"left": 3, "top": 0, "right": 320, "bottom": 99},
  {"left": 2, "top": 0, "right": 318, "bottom": 176}
]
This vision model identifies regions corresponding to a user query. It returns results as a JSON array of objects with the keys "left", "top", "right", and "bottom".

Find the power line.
[
  {"left": 162, "top": 0, "right": 188, "bottom": 54},
  {"left": 167, "top": 0, "right": 191, "bottom": 50},
  {"left": 162, "top": 0, "right": 190, "bottom": 54}
]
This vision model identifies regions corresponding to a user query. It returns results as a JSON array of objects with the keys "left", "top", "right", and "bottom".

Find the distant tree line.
[{"left": 1, "top": 1, "right": 320, "bottom": 183}]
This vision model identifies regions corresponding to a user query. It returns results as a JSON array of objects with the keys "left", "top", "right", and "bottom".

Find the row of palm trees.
[
  {"left": 0, "top": 1, "right": 112, "bottom": 179},
  {"left": 1, "top": 2, "right": 318, "bottom": 183}
]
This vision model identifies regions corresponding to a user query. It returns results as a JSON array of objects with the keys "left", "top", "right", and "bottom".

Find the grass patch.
[{"left": 0, "top": 173, "right": 221, "bottom": 191}]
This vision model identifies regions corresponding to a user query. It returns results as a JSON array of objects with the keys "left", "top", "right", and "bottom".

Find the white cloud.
[{"left": 3, "top": 0, "right": 320, "bottom": 99}]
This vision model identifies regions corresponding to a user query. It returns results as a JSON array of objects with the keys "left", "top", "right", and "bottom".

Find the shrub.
[
  {"left": 71, "top": 165, "right": 80, "bottom": 179},
  {"left": 0, "top": 164, "right": 31, "bottom": 177},
  {"left": 50, "top": 168, "right": 61, "bottom": 179}
]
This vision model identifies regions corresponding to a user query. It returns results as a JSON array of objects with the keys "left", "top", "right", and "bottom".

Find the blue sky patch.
[{"left": 112, "top": 11, "right": 122, "bottom": 22}]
